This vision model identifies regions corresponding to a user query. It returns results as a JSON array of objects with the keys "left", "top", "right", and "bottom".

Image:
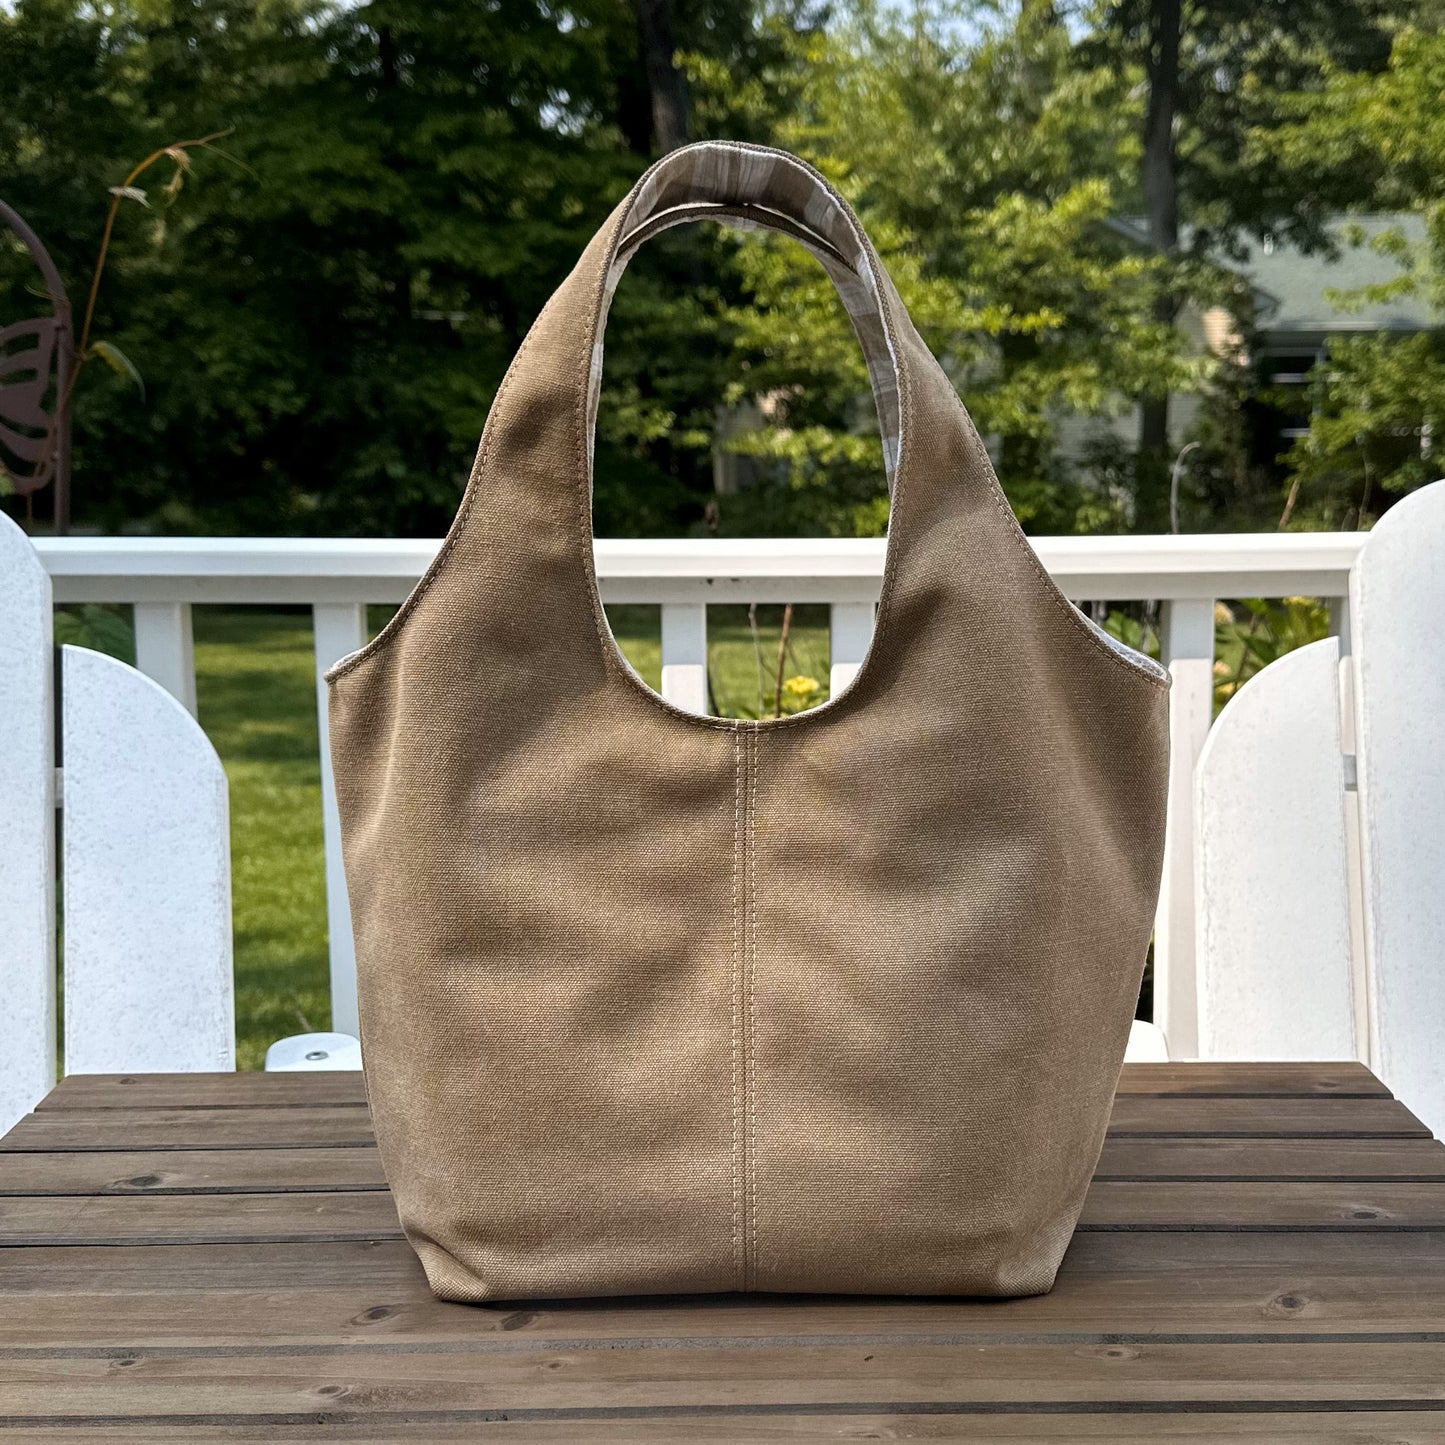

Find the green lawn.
[
  {"left": 193, "top": 609, "right": 331, "bottom": 1070},
  {"left": 191, "top": 602, "right": 833, "bottom": 1068}
]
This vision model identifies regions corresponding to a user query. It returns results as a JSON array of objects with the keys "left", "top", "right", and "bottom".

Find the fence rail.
[{"left": 34, "top": 532, "right": 1367, "bottom": 1057}]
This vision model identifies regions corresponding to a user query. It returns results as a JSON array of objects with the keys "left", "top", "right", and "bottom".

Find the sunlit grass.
[
  {"left": 193, "top": 609, "right": 330, "bottom": 1071},
  {"left": 606, "top": 603, "right": 832, "bottom": 717}
]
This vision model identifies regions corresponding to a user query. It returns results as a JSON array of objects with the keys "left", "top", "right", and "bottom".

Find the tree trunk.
[
  {"left": 1139, "top": 0, "right": 1181, "bottom": 514},
  {"left": 635, "top": 0, "right": 688, "bottom": 153},
  {"left": 1142, "top": 0, "right": 1180, "bottom": 264},
  {"left": 376, "top": 27, "right": 413, "bottom": 326},
  {"left": 998, "top": 331, "right": 1045, "bottom": 484}
]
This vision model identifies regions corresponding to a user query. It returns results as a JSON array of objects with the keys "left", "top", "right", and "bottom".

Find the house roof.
[
  {"left": 1241, "top": 215, "right": 1433, "bottom": 340},
  {"left": 1104, "top": 213, "right": 1435, "bottom": 342}
]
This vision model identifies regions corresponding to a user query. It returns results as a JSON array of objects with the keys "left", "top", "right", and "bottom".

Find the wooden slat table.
[{"left": 4, "top": 1063, "right": 1445, "bottom": 1442}]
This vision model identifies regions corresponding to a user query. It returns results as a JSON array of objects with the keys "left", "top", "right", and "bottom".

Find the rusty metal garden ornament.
[{"left": 0, "top": 199, "right": 72, "bottom": 533}]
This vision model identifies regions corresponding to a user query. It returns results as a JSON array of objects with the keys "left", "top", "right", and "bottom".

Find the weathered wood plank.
[
  {"left": 1094, "top": 1137, "right": 1445, "bottom": 1180},
  {"left": 0, "top": 1107, "right": 376, "bottom": 1151},
  {"left": 4, "top": 1066, "right": 1442, "bottom": 1437},
  {"left": 35, "top": 1063, "right": 1391, "bottom": 1114},
  {"left": 0, "top": 1415, "right": 1442, "bottom": 1442},
  {"left": 0, "top": 1148, "right": 388, "bottom": 1195},
  {"left": 8, "top": 1233, "right": 1445, "bottom": 1344},
  {"left": 1112, "top": 1063, "right": 1389, "bottom": 1097},
  {"left": 7, "top": 1178, "right": 1445, "bottom": 1247},
  {"left": 1077, "top": 1181, "right": 1445, "bottom": 1230},
  {"left": 5, "top": 1270, "right": 1445, "bottom": 1349},
  {"left": 3, "top": 1095, "right": 1427, "bottom": 1155},
  {"left": 7, "top": 1136, "right": 1443, "bottom": 1198},
  {"left": 0, "top": 1191, "right": 403, "bottom": 1245},
  {"left": 2, "top": 1341, "right": 1445, "bottom": 1416},
  {"left": 40, "top": 1073, "right": 370, "bottom": 1111},
  {"left": 0, "top": 1239, "right": 425, "bottom": 1294},
  {"left": 15, "top": 1229, "right": 1441, "bottom": 1296},
  {"left": 1106, "top": 1096, "right": 1428, "bottom": 1137}
]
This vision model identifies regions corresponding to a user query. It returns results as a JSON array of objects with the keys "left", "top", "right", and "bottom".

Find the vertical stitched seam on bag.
[
  {"left": 730, "top": 727, "right": 744, "bottom": 1290},
  {"left": 746, "top": 728, "right": 760, "bottom": 1291},
  {"left": 740, "top": 727, "right": 754, "bottom": 1291}
]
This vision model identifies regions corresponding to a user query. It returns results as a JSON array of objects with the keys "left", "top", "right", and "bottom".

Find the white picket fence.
[
  {"left": 2, "top": 519, "right": 236, "bottom": 1134},
  {"left": 1193, "top": 482, "right": 1445, "bottom": 1137},
  {"left": 9, "top": 501, "right": 1445, "bottom": 1140},
  {"left": 5, "top": 486, "right": 1444, "bottom": 1432},
  {"left": 29, "top": 529, "right": 1366, "bottom": 1055}
]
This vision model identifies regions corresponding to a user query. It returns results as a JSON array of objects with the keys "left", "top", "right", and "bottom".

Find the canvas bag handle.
[
  {"left": 588, "top": 146, "right": 907, "bottom": 488},
  {"left": 459, "top": 140, "right": 959, "bottom": 545},
  {"left": 327, "top": 140, "right": 989, "bottom": 690},
  {"left": 327, "top": 140, "right": 1170, "bottom": 696}
]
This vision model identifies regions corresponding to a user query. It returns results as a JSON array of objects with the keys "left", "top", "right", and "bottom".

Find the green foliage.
[
  {"left": 1101, "top": 605, "right": 1159, "bottom": 664},
  {"left": 86, "top": 339, "right": 144, "bottom": 395},
  {"left": 694, "top": 4, "right": 1212, "bottom": 535},
  {"left": 53, "top": 603, "right": 136, "bottom": 661},
  {"left": 2, "top": 0, "right": 650, "bottom": 533},
  {"left": 1102, "top": 594, "right": 1333, "bottom": 714},
  {"left": 1261, "top": 25, "right": 1445, "bottom": 218},
  {"left": 1261, "top": 29, "right": 1445, "bottom": 524},
  {"left": 1213, "top": 597, "right": 1331, "bottom": 709},
  {"left": 1086, "top": 0, "right": 1438, "bottom": 531},
  {"left": 1286, "top": 328, "right": 1445, "bottom": 525},
  {"left": 1092, "top": 0, "right": 1424, "bottom": 251},
  {"left": 1, "top": 0, "right": 1227, "bottom": 542},
  {"left": 1, "top": 0, "right": 1439, "bottom": 541}
]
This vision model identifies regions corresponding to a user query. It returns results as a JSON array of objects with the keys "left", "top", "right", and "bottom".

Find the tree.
[
  {"left": 1266, "top": 27, "right": 1445, "bottom": 525},
  {"left": 635, "top": 0, "right": 690, "bottom": 151},
  {"left": 673, "top": 1, "right": 1203, "bottom": 536},
  {"left": 8, "top": 0, "right": 1420, "bottom": 541},
  {"left": 0, "top": 0, "right": 815, "bottom": 536},
  {"left": 1091, "top": 0, "right": 1428, "bottom": 524},
  {"left": 1136, "top": 0, "right": 1179, "bottom": 485}
]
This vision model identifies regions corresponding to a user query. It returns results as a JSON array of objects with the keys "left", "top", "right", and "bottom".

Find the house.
[
  {"left": 708, "top": 214, "right": 1436, "bottom": 508},
  {"left": 1237, "top": 214, "right": 1433, "bottom": 471},
  {"left": 1056, "top": 214, "right": 1435, "bottom": 483}
]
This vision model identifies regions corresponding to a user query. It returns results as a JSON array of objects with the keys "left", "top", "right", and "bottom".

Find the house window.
[{"left": 1249, "top": 349, "right": 1323, "bottom": 475}]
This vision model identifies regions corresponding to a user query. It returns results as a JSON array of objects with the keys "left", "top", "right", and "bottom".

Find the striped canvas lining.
[
  {"left": 588, "top": 144, "right": 902, "bottom": 488},
  {"left": 1082, "top": 615, "right": 1170, "bottom": 681}
]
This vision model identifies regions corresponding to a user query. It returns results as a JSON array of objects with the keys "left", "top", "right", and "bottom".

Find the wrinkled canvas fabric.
[{"left": 327, "top": 141, "right": 1171, "bottom": 1303}]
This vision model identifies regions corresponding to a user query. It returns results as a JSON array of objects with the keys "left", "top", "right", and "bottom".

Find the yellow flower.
[{"left": 782, "top": 674, "right": 820, "bottom": 697}]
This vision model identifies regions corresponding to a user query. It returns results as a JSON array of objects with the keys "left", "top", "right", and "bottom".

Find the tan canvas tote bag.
[{"left": 327, "top": 140, "right": 1171, "bottom": 1303}]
